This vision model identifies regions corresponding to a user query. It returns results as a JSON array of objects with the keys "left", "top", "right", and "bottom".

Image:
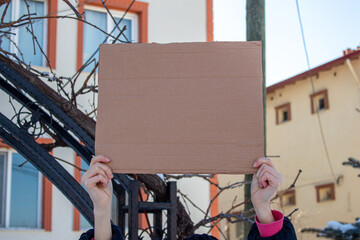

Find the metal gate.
[{"left": 0, "top": 56, "right": 177, "bottom": 239}]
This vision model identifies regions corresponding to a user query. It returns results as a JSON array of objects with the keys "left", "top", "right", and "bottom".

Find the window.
[
  {"left": 81, "top": 6, "right": 138, "bottom": 72},
  {"left": 0, "top": 152, "right": 41, "bottom": 228},
  {"left": 316, "top": 183, "right": 335, "bottom": 202},
  {"left": 76, "top": 0, "right": 148, "bottom": 70},
  {"left": 1, "top": 0, "right": 47, "bottom": 66},
  {"left": 275, "top": 103, "right": 291, "bottom": 125},
  {"left": 0, "top": 138, "right": 52, "bottom": 230},
  {"left": 280, "top": 190, "right": 296, "bottom": 207},
  {"left": 10, "top": 153, "right": 41, "bottom": 228},
  {"left": 0, "top": 2, "right": 12, "bottom": 52},
  {"left": 310, "top": 89, "right": 329, "bottom": 114},
  {"left": 0, "top": 0, "right": 57, "bottom": 67}
]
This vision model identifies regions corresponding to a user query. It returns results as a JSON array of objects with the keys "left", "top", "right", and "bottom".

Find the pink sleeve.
[{"left": 255, "top": 210, "right": 284, "bottom": 237}]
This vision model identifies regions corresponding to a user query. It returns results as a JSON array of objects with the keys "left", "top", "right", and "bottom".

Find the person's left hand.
[{"left": 251, "top": 157, "right": 283, "bottom": 223}]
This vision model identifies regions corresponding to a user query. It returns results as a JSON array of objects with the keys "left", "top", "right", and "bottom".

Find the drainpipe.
[{"left": 345, "top": 58, "right": 360, "bottom": 112}]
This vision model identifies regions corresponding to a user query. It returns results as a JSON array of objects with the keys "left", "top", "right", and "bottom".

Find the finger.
[
  {"left": 256, "top": 165, "right": 281, "bottom": 188},
  {"left": 255, "top": 163, "right": 269, "bottom": 179},
  {"left": 84, "top": 174, "right": 108, "bottom": 189},
  {"left": 87, "top": 163, "right": 113, "bottom": 180},
  {"left": 256, "top": 164, "right": 280, "bottom": 179},
  {"left": 252, "top": 170, "right": 262, "bottom": 189},
  {"left": 251, "top": 173, "right": 259, "bottom": 187},
  {"left": 94, "top": 163, "right": 113, "bottom": 179},
  {"left": 81, "top": 171, "right": 87, "bottom": 185},
  {"left": 86, "top": 164, "right": 110, "bottom": 182},
  {"left": 258, "top": 171, "right": 281, "bottom": 189},
  {"left": 253, "top": 157, "right": 275, "bottom": 168},
  {"left": 256, "top": 165, "right": 280, "bottom": 184},
  {"left": 90, "top": 155, "right": 110, "bottom": 167},
  {"left": 251, "top": 174, "right": 260, "bottom": 193}
]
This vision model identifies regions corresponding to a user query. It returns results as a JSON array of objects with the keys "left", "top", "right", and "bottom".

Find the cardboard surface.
[{"left": 96, "top": 42, "right": 264, "bottom": 174}]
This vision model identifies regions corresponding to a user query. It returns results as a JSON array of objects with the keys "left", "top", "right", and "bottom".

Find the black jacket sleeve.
[
  {"left": 247, "top": 217, "right": 297, "bottom": 240},
  {"left": 184, "top": 234, "right": 218, "bottom": 240},
  {"left": 79, "top": 224, "right": 124, "bottom": 240}
]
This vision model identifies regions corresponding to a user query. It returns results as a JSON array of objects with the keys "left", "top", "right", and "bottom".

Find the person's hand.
[
  {"left": 82, "top": 155, "right": 113, "bottom": 240},
  {"left": 251, "top": 157, "right": 283, "bottom": 224},
  {"left": 82, "top": 155, "right": 114, "bottom": 209}
]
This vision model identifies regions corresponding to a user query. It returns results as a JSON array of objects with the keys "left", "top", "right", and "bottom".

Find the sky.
[{"left": 213, "top": 0, "right": 360, "bottom": 86}]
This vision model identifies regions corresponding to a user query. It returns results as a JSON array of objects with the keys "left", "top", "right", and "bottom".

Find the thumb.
[{"left": 251, "top": 174, "right": 260, "bottom": 189}]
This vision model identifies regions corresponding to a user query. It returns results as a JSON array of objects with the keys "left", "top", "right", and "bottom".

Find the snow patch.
[{"left": 325, "top": 221, "right": 357, "bottom": 233}]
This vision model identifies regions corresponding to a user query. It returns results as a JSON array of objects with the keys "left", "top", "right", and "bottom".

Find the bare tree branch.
[
  {"left": 62, "top": 0, "right": 83, "bottom": 19},
  {"left": 286, "top": 208, "right": 298, "bottom": 218},
  {"left": 1, "top": 0, "right": 11, "bottom": 23}
]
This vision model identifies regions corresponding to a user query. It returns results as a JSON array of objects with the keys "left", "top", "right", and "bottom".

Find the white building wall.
[
  {"left": 177, "top": 177, "right": 211, "bottom": 234},
  {"left": 0, "top": 0, "right": 210, "bottom": 239},
  {"left": 55, "top": 0, "right": 79, "bottom": 75},
  {"left": 147, "top": 0, "right": 207, "bottom": 43}
]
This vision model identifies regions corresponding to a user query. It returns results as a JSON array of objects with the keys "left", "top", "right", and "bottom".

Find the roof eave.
[{"left": 266, "top": 50, "right": 360, "bottom": 94}]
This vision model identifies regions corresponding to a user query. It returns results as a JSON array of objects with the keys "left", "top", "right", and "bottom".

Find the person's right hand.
[{"left": 81, "top": 155, "right": 114, "bottom": 208}]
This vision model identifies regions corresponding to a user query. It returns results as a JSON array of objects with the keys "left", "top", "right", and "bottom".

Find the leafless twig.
[
  {"left": 62, "top": 0, "right": 83, "bottom": 19},
  {"left": 1, "top": 0, "right": 11, "bottom": 23},
  {"left": 23, "top": 0, "right": 36, "bottom": 55},
  {"left": 18, "top": 156, "right": 86, "bottom": 171},
  {"left": 286, "top": 208, "right": 298, "bottom": 218},
  {"left": 273, "top": 169, "right": 302, "bottom": 201}
]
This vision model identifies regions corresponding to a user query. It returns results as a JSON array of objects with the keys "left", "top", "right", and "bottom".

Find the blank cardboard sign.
[{"left": 96, "top": 42, "right": 264, "bottom": 174}]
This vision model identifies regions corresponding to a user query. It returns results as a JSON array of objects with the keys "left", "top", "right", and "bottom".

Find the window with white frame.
[
  {"left": 82, "top": 6, "right": 138, "bottom": 71},
  {"left": 0, "top": 0, "right": 47, "bottom": 66},
  {"left": 0, "top": 3, "right": 12, "bottom": 53},
  {"left": 0, "top": 151, "right": 42, "bottom": 228}
]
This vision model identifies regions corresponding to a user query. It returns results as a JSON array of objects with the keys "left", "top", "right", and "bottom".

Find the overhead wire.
[{"left": 295, "top": 0, "right": 336, "bottom": 182}]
